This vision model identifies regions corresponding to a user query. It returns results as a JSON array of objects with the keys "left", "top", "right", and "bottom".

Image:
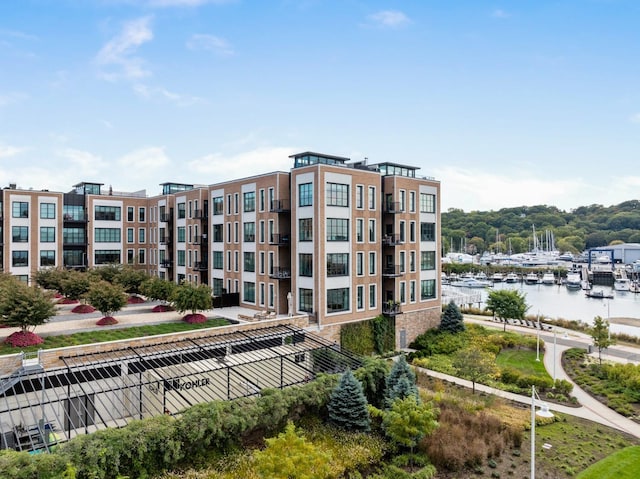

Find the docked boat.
[
  {"left": 475, "top": 271, "right": 489, "bottom": 281},
  {"left": 614, "top": 278, "right": 631, "bottom": 292},
  {"left": 450, "top": 277, "right": 491, "bottom": 288},
  {"left": 524, "top": 272, "right": 539, "bottom": 284},
  {"left": 585, "top": 289, "right": 614, "bottom": 299},
  {"left": 505, "top": 272, "right": 519, "bottom": 283},
  {"left": 630, "top": 281, "right": 640, "bottom": 294},
  {"left": 491, "top": 273, "right": 504, "bottom": 283},
  {"left": 541, "top": 272, "right": 556, "bottom": 285},
  {"left": 581, "top": 280, "right": 592, "bottom": 291},
  {"left": 565, "top": 272, "right": 582, "bottom": 290}
]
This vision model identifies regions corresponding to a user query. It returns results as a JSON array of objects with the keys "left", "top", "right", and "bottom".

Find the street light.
[
  {"left": 552, "top": 328, "right": 557, "bottom": 386},
  {"left": 531, "top": 385, "right": 554, "bottom": 479}
]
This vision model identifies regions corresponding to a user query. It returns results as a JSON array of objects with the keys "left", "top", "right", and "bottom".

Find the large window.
[
  {"left": 244, "top": 252, "right": 255, "bottom": 272},
  {"left": 421, "top": 279, "right": 436, "bottom": 300},
  {"left": 327, "top": 288, "right": 349, "bottom": 313},
  {"left": 95, "top": 250, "right": 121, "bottom": 264},
  {"left": 420, "top": 193, "right": 436, "bottom": 213},
  {"left": 326, "top": 253, "right": 349, "bottom": 276},
  {"left": 299, "top": 218, "right": 313, "bottom": 241},
  {"left": 95, "top": 206, "right": 121, "bottom": 221},
  {"left": 177, "top": 226, "right": 186, "bottom": 243},
  {"left": 326, "top": 218, "right": 348, "bottom": 241},
  {"left": 40, "top": 226, "right": 55, "bottom": 243},
  {"left": 95, "top": 228, "right": 121, "bottom": 243},
  {"left": 63, "top": 205, "right": 85, "bottom": 221},
  {"left": 12, "top": 202, "right": 28, "bottom": 218},
  {"left": 299, "top": 288, "right": 313, "bottom": 313},
  {"left": 299, "top": 183, "right": 313, "bottom": 207},
  {"left": 40, "top": 250, "right": 55, "bottom": 267},
  {"left": 299, "top": 254, "right": 313, "bottom": 277},
  {"left": 213, "top": 278, "right": 224, "bottom": 296},
  {"left": 420, "top": 222, "right": 436, "bottom": 242},
  {"left": 243, "top": 192, "right": 256, "bottom": 212},
  {"left": 213, "top": 224, "right": 223, "bottom": 242},
  {"left": 213, "top": 196, "right": 224, "bottom": 215},
  {"left": 12, "top": 226, "right": 28, "bottom": 242},
  {"left": 213, "top": 251, "right": 224, "bottom": 269},
  {"left": 326, "top": 183, "right": 348, "bottom": 207},
  {"left": 244, "top": 282, "right": 256, "bottom": 303},
  {"left": 177, "top": 250, "right": 186, "bottom": 266},
  {"left": 63, "top": 227, "right": 85, "bottom": 244},
  {"left": 177, "top": 203, "right": 186, "bottom": 219},
  {"left": 244, "top": 222, "right": 255, "bottom": 242},
  {"left": 421, "top": 251, "right": 436, "bottom": 270},
  {"left": 12, "top": 251, "right": 28, "bottom": 267},
  {"left": 40, "top": 203, "right": 55, "bottom": 219}
]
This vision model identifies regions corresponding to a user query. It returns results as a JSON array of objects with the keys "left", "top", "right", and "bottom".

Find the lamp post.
[
  {"left": 535, "top": 310, "right": 540, "bottom": 362},
  {"left": 553, "top": 328, "right": 557, "bottom": 386},
  {"left": 531, "top": 385, "right": 554, "bottom": 479}
]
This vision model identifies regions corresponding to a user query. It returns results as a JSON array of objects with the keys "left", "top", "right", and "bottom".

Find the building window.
[
  {"left": 269, "top": 284, "right": 274, "bottom": 308},
  {"left": 127, "top": 207, "right": 134, "bottom": 222},
  {"left": 410, "top": 251, "right": 416, "bottom": 272},
  {"left": 138, "top": 228, "right": 145, "bottom": 243},
  {"left": 226, "top": 251, "right": 231, "bottom": 271},
  {"left": 421, "top": 279, "right": 436, "bottom": 300},
  {"left": 299, "top": 288, "right": 313, "bottom": 313},
  {"left": 213, "top": 224, "right": 223, "bottom": 242},
  {"left": 213, "top": 278, "right": 223, "bottom": 296},
  {"left": 234, "top": 222, "right": 239, "bottom": 243},
  {"left": 409, "top": 191, "right": 416, "bottom": 212},
  {"left": 356, "top": 185, "right": 364, "bottom": 209},
  {"left": 327, "top": 288, "right": 349, "bottom": 313},
  {"left": 299, "top": 254, "right": 313, "bottom": 277},
  {"left": 259, "top": 189, "right": 265, "bottom": 212},
  {"left": 12, "top": 201, "right": 29, "bottom": 218},
  {"left": 127, "top": 249, "right": 135, "bottom": 264},
  {"left": 368, "top": 186, "right": 376, "bottom": 210},
  {"left": 139, "top": 207, "right": 146, "bottom": 222},
  {"left": 63, "top": 227, "right": 85, "bottom": 245},
  {"left": 357, "top": 285, "right": 364, "bottom": 310},
  {"left": 259, "top": 251, "right": 265, "bottom": 274},
  {"left": 95, "top": 206, "right": 121, "bottom": 221},
  {"left": 326, "top": 253, "right": 349, "bottom": 276},
  {"left": 95, "top": 228, "right": 121, "bottom": 243},
  {"left": 244, "top": 252, "right": 255, "bottom": 272},
  {"left": 177, "top": 203, "right": 186, "bottom": 219},
  {"left": 326, "top": 218, "right": 348, "bottom": 241},
  {"left": 299, "top": 218, "right": 313, "bottom": 241},
  {"left": 369, "top": 284, "right": 376, "bottom": 308},
  {"left": 410, "top": 221, "right": 416, "bottom": 242},
  {"left": 12, "top": 251, "right": 28, "bottom": 267},
  {"left": 213, "top": 251, "right": 224, "bottom": 269},
  {"left": 244, "top": 282, "right": 256, "bottom": 303},
  {"left": 420, "top": 193, "right": 435, "bottom": 213},
  {"left": 244, "top": 222, "right": 255, "bottom": 242},
  {"left": 399, "top": 221, "right": 406, "bottom": 243},
  {"left": 421, "top": 251, "right": 436, "bottom": 270},
  {"left": 188, "top": 201, "right": 193, "bottom": 218},
  {"left": 369, "top": 252, "right": 376, "bottom": 275},
  {"left": 368, "top": 219, "right": 376, "bottom": 242},
  {"left": 234, "top": 193, "right": 239, "bottom": 214},
  {"left": 40, "top": 203, "right": 55, "bottom": 219},
  {"left": 63, "top": 205, "right": 84, "bottom": 221},
  {"left": 421, "top": 222, "right": 436, "bottom": 242},
  {"left": 213, "top": 196, "right": 224, "bottom": 215},
  {"left": 399, "top": 251, "right": 406, "bottom": 273},
  {"left": 243, "top": 191, "right": 256, "bottom": 212},
  {"left": 177, "top": 250, "right": 186, "bottom": 267},
  {"left": 235, "top": 251, "right": 239, "bottom": 272},
  {"left": 95, "top": 250, "right": 121, "bottom": 264},
  {"left": 356, "top": 218, "right": 364, "bottom": 242},
  {"left": 356, "top": 252, "right": 364, "bottom": 276},
  {"left": 177, "top": 226, "right": 186, "bottom": 243},
  {"left": 299, "top": 183, "right": 313, "bottom": 207},
  {"left": 410, "top": 280, "right": 416, "bottom": 302},
  {"left": 138, "top": 249, "right": 145, "bottom": 264},
  {"left": 326, "top": 183, "right": 348, "bottom": 207},
  {"left": 12, "top": 226, "right": 28, "bottom": 242},
  {"left": 400, "top": 282, "right": 406, "bottom": 303},
  {"left": 40, "top": 226, "right": 55, "bottom": 243},
  {"left": 259, "top": 220, "right": 265, "bottom": 243},
  {"left": 127, "top": 228, "right": 134, "bottom": 243},
  {"left": 40, "top": 250, "right": 55, "bottom": 267}
]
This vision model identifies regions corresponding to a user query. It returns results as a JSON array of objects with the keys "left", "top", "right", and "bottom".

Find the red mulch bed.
[
  {"left": 57, "top": 298, "right": 79, "bottom": 304},
  {"left": 71, "top": 304, "right": 96, "bottom": 314},
  {"left": 151, "top": 305, "right": 174, "bottom": 313},
  {"left": 54, "top": 293, "right": 63, "bottom": 299},
  {"left": 5, "top": 331, "right": 44, "bottom": 347},
  {"left": 127, "top": 295, "right": 146, "bottom": 304},
  {"left": 96, "top": 317, "right": 118, "bottom": 326},
  {"left": 183, "top": 313, "right": 207, "bottom": 324}
]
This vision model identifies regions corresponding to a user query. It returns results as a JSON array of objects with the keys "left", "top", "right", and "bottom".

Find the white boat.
[
  {"left": 614, "top": 278, "right": 631, "bottom": 292},
  {"left": 475, "top": 271, "right": 489, "bottom": 281},
  {"left": 450, "top": 277, "right": 491, "bottom": 288},
  {"left": 565, "top": 272, "right": 582, "bottom": 290},
  {"left": 505, "top": 272, "right": 519, "bottom": 283},
  {"left": 541, "top": 272, "right": 556, "bottom": 285},
  {"left": 524, "top": 272, "right": 539, "bottom": 284},
  {"left": 491, "top": 273, "right": 504, "bottom": 282},
  {"left": 581, "top": 280, "right": 592, "bottom": 291}
]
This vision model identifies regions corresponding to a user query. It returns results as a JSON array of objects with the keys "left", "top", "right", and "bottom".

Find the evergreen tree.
[
  {"left": 387, "top": 375, "right": 419, "bottom": 406},
  {"left": 327, "top": 369, "right": 371, "bottom": 432},
  {"left": 354, "top": 357, "right": 390, "bottom": 409},
  {"left": 439, "top": 300, "right": 465, "bottom": 334},
  {"left": 385, "top": 354, "right": 417, "bottom": 407}
]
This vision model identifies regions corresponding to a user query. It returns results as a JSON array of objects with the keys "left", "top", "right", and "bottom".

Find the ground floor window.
[
  {"left": 299, "top": 288, "right": 313, "bottom": 312},
  {"left": 244, "top": 281, "right": 255, "bottom": 303},
  {"left": 95, "top": 250, "right": 121, "bottom": 265},
  {"left": 421, "top": 279, "right": 436, "bottom": 300},
  {"left": 40, "top": 250, "right": 55, "bottom": 267},
  {"left": 327, "top": 288, "right": 349, "bottom": 313}
]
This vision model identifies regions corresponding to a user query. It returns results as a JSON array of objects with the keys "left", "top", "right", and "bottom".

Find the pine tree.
[
  {"left": 327, "top": 369, "right": 371, "bottom": 432},
  {"left": 439, "top": 300, "right": 465, "bottom": 333},
  {"left": 385, "top": 355, "right": 416, "bottom": 397},
  {"left": 387, "top": 375, "right": 419, "bottom": 406}
]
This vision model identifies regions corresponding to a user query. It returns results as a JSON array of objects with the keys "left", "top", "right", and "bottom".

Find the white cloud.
[
  {"left": 95, "top": 16, "right": 154, "bottom": 81},
  {"left": 187, "top": 146, "right": 297, "bottom": 180},
  {"left": 492, "top": 9, "right": 511, "bottom": 19},
  {"left": 186, "top": 34, "right": 234, "bottom": 56},
  {"left": 57, "top": 148, "right": 107, "bottom": 176},
  {"left": 0, "top": 144, "right": 26, "bottom": 159},
  {"left": 367, "top": 10, "right": 412, "bottom": 29},
  {"left": 117, "top": 146, "right": 171, "bottom": 172},
  {"left": 133, "top": 84, "right": 204, "bottom": 106}
]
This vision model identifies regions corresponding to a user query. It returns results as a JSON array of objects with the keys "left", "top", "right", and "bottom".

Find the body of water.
[{"left": 444, "top": 281, "right": 640, "bottom": 337}]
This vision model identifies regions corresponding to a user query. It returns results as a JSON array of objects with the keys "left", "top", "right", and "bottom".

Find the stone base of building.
[{"left": 395, "top": 307, "right": 441, "bottom": 350}]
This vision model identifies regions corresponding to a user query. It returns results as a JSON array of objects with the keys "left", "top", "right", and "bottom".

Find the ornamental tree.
[
  {"left": 171, "top": 282, "right": 213, "bottom": 322},
  {"left": 383, "top": 395, "right": 439, "bottom": 461},
  {"left": 439, "top": 300, "right": 465, "bottom": 334},
  {"left": 327, "top": 369, "right": 371, "bottom": 432},
  {"left": 141, "top": 277, "right": 177, "bottom": 309},
  {"left": 86, "top": 280, "right": 128, "bottom": 324},
  {"left": 486, "top": 289, "right": 528, "bottom": 331},
  {"left": 590, "top": 315, "right": 615, "bottom": 365},
  {"left": 116, "top": 267, "right": 149, "bottom": 296},
  {"left": 59, "top": 270, "right": 92, "bottom": 302},
  {"left": 452, "top": 346, "right": 499, "bottom": 394}
]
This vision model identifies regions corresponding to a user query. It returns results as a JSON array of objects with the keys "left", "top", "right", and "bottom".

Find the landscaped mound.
[
  {"left": 71, "top": 304, "right": 96, "bottom": 314},
  {"left": 183, "top": 313, "right": 207, "bottom": 324},
  {"left": 96, "top": 316, "right": 118, "bottom": 326},
  {"left": 127, "top": 295, "right": 145, "bottom": 304},
  {"left": 151, "top": 304, "right": 174, "bottom": 313},
  {"left": 5, "top": 331, "right": 44, "bottom": 347},
  {"left": 57, "top": 298, "right": 79, "bottom": 305}
]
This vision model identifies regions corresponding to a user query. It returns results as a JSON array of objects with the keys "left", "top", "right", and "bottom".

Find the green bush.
[
  {"left": 0, "top": 450, "right": 75, "bottom": 479},
  {"left": 499, "top": 367, "right": 522, "bottom": 385}
]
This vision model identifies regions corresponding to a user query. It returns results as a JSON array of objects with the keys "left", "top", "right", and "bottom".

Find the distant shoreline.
[{"left": 608, "top": 317, "right": 640, "bottom": 326}]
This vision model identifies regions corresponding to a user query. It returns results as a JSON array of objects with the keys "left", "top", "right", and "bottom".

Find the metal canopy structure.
[{"left": 0, "top": 325, "right": 361, "bottom": 453}]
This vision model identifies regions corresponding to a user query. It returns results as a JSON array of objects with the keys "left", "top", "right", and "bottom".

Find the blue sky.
[{"left": 1, "top": 0, "right": 640, "bottom": 212}]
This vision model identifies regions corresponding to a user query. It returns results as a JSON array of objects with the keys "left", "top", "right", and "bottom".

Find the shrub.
[{"left": 0, "top": 450, "right": 75, "bottom": 479}]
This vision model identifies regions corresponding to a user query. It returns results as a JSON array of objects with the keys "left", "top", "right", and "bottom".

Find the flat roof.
[{"left": 288, "top": 151, "right": 351, "bottom": 163}]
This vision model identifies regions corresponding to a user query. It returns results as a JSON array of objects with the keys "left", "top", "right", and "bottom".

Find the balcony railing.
[
  {"left": 194, "top": 261, "right": 208, "bottom": 271},
  {"left": 382, "top": 301, "right": 402, "bottom": 316},
  {"left": 270, "top": 199, "right": 290, "bottom": 213},
  {"left": 382, "top": 234, "right": 403, "bottom": 246},
  {"left": 269, "top": 233, "right": 289, "bottom": 246},
  {"left": 193, "top": 209, "right": 208, "bottom": 220},
  {"left": 160, "top": 259, "right": 173, "bottom": 268},
  {"left": 269, "top": 267, "right": 291, "bottom": 279},
  {"left": 160, "top": 213, "right": 173, "bottom": 223},
  {"left": 382, "top": 265, "right": 404, "bottom": 277},
  {"left": 12, "top": 236, "right": 28, "bottom": 243},
  {"left": 159, "top": 236, "right": 172, "bottom": 245},
  {"left": 385, "top": 202, "right": 405, "bottom": 214}
]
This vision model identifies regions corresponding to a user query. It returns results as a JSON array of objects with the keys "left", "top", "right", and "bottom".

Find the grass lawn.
[
  {"left": 0, "top": 318, "right": 230, "bottom": 356},
  {"left": 576, "top": 446, "right": 640, "bottom": 479},
  {"left": 496, "top": 348, "right": 551, "bottom": 379}
]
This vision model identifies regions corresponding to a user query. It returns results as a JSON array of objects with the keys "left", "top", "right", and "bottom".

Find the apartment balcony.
[
  {"left": 384, "top": 202, "right": 405, "bottom": 214},
  {"left": 269, "top": 267, "right": 291, "bottom": 280},
  {"left": 160, "top": 259, "right": 173, "bottom": 268},
  {"left": 159, "top": 236, "right": 172, "bottom": 245},
  {"left": 63, "top": 213, "right": 87, "bottom": 223},
  {"left": 160, "top": 212, "right": 173, "bottom": 223},
  {"left": 194, "top": 261, "right": 208, "bottom": 271},
  {"left": 269, "top": 233, "right": 290, "bottom": 246},
  {"left": 193, "top": 209, "right": 208, "bottom": 220},
  {"left": 382, "top": 301, "right": 402, "bottom": 317},
  {"left": 270, "top": 199, "right": 290, "bottom": 213},
  {"left": 193, "top": 235, "right": 207, "bottom": 245},
  {"left": 12, "top": 236, "right": 28, "bottom": 243},
  {"left": 382, "top": 265, "right": 404, "bottom": 277},
  {"left": 382, "top": 234, "right": 403, "bottom": 246},
  {"left": 63, "top": 240, "right": 88, "bottom": 247}
]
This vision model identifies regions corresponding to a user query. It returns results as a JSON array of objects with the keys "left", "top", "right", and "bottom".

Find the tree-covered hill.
[{"left": 442, "top": 200, "right": 640, "bottom": 255}]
